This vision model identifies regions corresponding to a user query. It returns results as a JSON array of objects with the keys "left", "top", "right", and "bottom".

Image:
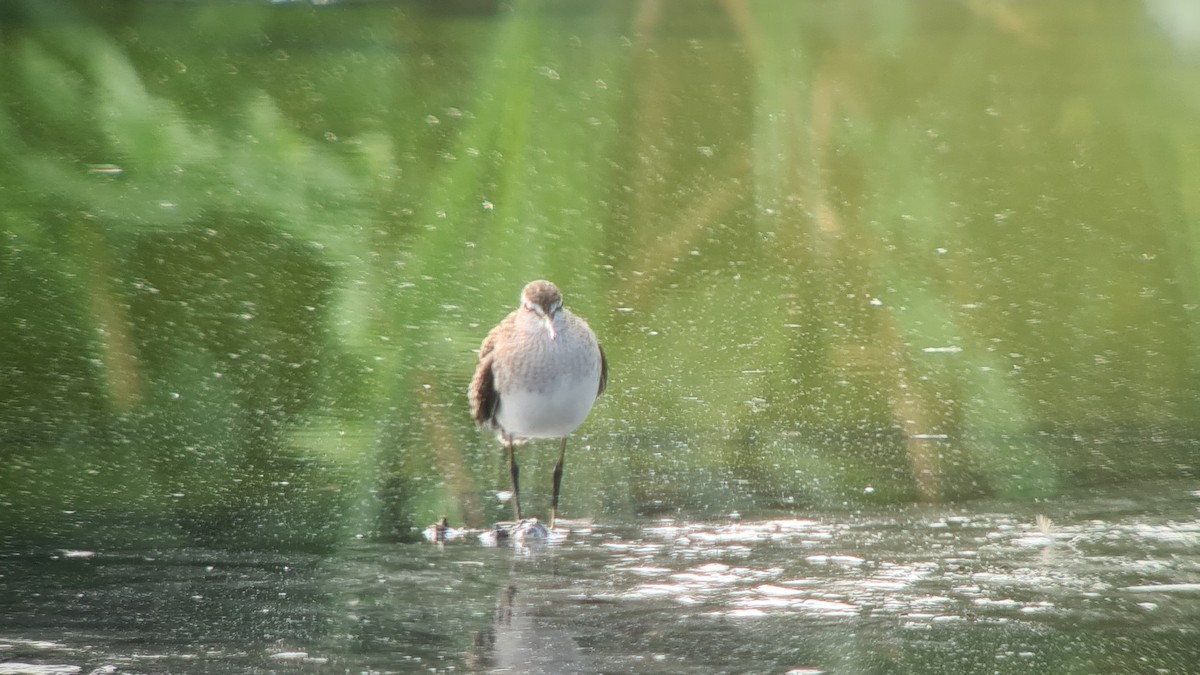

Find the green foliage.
[{"left": 2, "top": 0, "right": 1199, "bottom": 547}]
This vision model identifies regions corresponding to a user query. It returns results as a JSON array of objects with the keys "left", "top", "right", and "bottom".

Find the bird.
[{"left": 469, "top": 280, "right": 607, "bottom": 529}]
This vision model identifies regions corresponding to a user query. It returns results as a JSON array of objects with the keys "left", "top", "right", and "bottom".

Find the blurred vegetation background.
[{"left": 2, "top": 0, "right": 1199, "bottom": 549}]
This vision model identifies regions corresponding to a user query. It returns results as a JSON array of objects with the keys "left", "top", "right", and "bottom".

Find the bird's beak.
[{"left": 543, "top": 315, "right": 557, "bottom": 341}]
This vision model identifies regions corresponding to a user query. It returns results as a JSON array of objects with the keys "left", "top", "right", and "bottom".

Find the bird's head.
[{"left": 520, "top": 280, "right": 563, "bottom": 340}]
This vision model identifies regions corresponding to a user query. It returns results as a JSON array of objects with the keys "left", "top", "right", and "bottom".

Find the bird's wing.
[
  {"left": 469, "top": 328, "right": 502, "bottom": 428},
  {"left": 597, "top": 343, "right": 608, "bottom": 397}
]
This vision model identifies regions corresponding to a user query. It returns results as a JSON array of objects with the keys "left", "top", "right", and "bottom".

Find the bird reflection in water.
[{"left": 468, "top": 582, "right": 593, "bottom": 673}]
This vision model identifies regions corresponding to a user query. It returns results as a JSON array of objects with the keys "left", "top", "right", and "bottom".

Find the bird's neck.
[{"left": 519, "top": 310, "right": 565, "bottom": 337}]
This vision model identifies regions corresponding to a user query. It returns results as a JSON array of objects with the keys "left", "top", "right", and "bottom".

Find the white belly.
[{"left": 495, "top": 374, "right": 599, "bottom": 439}]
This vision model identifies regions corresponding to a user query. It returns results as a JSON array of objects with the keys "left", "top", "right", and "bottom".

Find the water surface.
[{"left": 4, "top": 482, "right": 1200, "bottom": 673}]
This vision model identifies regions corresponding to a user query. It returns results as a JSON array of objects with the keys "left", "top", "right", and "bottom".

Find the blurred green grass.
[{"left": 2, "top": 0, "right": 1199, "bottom": 547}]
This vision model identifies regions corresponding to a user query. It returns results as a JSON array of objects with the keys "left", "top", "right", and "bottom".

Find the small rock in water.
[
  {"left": 423, "top": 516, "right": 450, "bottom": 543},
  {"left": 511, "top": 518, "right": 550, "bottom": 541},
  {"left": 423, "top": 516, "right": 470, "bottom": 543},
  {"left": 479, "top": 518, "right": 550, "bottom": 546}
]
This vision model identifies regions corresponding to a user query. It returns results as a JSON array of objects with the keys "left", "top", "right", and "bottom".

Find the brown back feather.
[
  {"left": 469, "top": 332, "right": 501, "bottom": 428},
  {"left": 597, "top": 343, "right": 609, "bottom": 397}
]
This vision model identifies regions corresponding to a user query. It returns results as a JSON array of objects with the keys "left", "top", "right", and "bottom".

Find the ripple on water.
[{"left": 587, "top": 510, "right": 1200, "bottom": 628}]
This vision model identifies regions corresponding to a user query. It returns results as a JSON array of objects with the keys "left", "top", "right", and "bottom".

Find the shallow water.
[{"left": 4, "top": 481, "right": 1198, "bottom": 674}]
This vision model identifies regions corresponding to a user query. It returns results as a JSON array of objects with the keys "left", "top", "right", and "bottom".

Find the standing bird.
[{"left": 469, "top": 280, "right": 608, "bottom": 529}]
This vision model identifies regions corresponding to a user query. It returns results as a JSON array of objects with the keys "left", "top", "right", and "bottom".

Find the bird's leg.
[
  {"left": 507, "top": 440, "right": 522, "bottom": 522},
  {"left": 550, "top": 437, "right": 568, "bottom": 529}
]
